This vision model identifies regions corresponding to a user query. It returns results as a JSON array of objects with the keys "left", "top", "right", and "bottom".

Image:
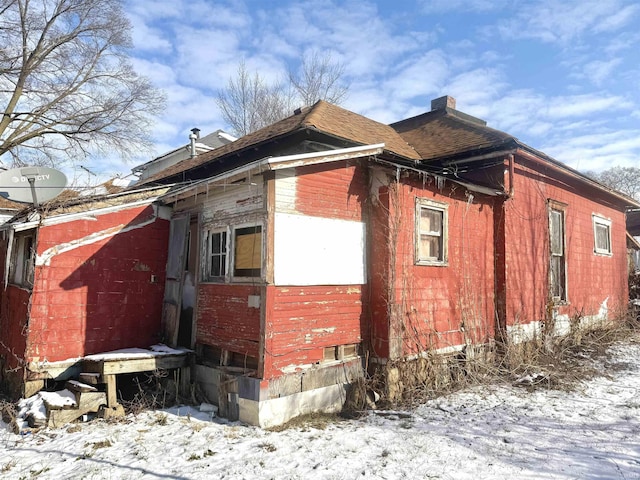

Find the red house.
[
  {"left": 0, "top": 187, "right": 171, "bottom": 397},
  {"left": 136, "top": 97, "right": 636, "bottom": 426},
  {"left": 1, "top": 97, "right": 637, "bottom": 427}
]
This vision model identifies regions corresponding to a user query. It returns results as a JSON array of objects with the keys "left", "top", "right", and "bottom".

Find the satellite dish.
[{"left": 0, "top": 166, "right": 67, "bottom": 206}]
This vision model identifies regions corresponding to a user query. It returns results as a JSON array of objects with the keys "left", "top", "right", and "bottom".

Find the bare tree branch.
[
  {"left": 289, "top": 50, "right": 349, "bottom": 107},
  {"left": 217, "top": 51, "right": 348, "bottom": 137},
  {"left": 0, "top": 0, "right": 165, "bottom": 168},
  {"left": 586, "top": 166, "right": 640, "bottom": 201}
]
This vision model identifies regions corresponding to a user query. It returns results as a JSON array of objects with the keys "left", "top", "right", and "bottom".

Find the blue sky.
[{"left": 101, "top": 0, "right": 640, "bottom": 181}]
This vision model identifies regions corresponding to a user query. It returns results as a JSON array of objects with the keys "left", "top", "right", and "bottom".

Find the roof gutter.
[
  {"left": 1, "top": 197, "right": 168, "bottom": 233},
  {"left": 438, "top": 143, "right": 640, "bottom": 209},
  {"left": 514, "top": 148, "right": 640, "bottom": 209},
  {"left": 374, "top": 158, "right": 504, "bottom": 197},
  {"left": 160, "top": 143, "right": 385, "bottom": 204}
]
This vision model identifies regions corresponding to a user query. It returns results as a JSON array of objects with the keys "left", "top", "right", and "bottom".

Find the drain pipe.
[{"left": 507, "top": 154, "right": 514, "bottom": 197}]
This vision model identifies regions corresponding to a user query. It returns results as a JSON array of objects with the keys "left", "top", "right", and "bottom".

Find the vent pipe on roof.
[
  {"left": 431, "top": 95, "right": 456, "bottom": 111},
  {"left": 189, "top": 128, "right": 200, "bottom": 158}
]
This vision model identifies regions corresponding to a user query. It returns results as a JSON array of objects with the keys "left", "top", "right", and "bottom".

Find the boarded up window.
[
  {"left": 234, "top": 226, "right": 262, "bottom": 277},
  {"left": 416, "top": 198, "right": 448, "bottom": 265},
  {"left": 593, "top": 216, "right": 612, "bottom": 255},
  {"left": 549, "top": 205, "right": 567, "bottom": 302}
]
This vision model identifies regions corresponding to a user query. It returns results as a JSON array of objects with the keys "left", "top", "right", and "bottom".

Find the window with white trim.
[
  {"left": 592, "top": 216, "right": 612, "bottom": 255},
  {"left": 415, "top": 198, "right": 448, "bottom": 265},
  {"left": 203, "top": 224, "right": 262, "bottom": 281},
  {"left": 207, "top": 229, "right": 228, "bottom": 279}
]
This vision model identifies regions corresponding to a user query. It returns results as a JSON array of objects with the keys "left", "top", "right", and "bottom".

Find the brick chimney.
[{"left": 431, "top": 95, "right": 456, "bottom": 111}]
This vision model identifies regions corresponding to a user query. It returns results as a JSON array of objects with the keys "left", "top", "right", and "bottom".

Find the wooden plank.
[
  {"left": 82, "top": 353, "right": 188, "bottom": 375},
  {"left": 78, "top": 372, "right": 101, "bottom": 385},
  {"left": 66, "top": 380, "right": 98, "bottom": 393},
  {"left": 100, "top": 354, "right": 189, "bottom": 375},
  {"left": 105, "top": 374, "right": 117, "bottom": 408},
  {"left": 48, "top": 392, "right": 107, "bottom": 428},
  {"left": 82, "top": 360, "right": 105, "bottom": 374},
  {"left": 179, "top": 366, "right": 191, "bottom": 398}
]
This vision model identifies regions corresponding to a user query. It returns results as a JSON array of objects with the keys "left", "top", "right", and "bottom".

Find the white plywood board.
[{"left": 274, "top": 212, "right": 366, "bottom": 286}]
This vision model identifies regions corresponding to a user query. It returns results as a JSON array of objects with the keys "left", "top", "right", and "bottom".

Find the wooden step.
[
  {"left": 66, "top": 380, "right": 98, "bottom": 393},
  {"left": 78, "top": 372, "right": 101, "bottom": 385},
  {"left": 47, "top": 391, "right": 107, "bottom": 428}
]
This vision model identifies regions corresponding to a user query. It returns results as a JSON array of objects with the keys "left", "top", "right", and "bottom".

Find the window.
[
  {"left": 10, "top": 232, "right": 35, "bottom": 287},
  {"left": 207, "top": 230, "right": 227, "bottom": 278},
  {"left": 204, "top": 224, "right": 262, "bottom": 281},
  {"left": 548, "top": 203, "right": 567, "bottom": 302},
  {"left": 592, "top": 216, "right": 612, "bottom": 255},
  {"left": 416, "top": 198, "right": 448, "bottom": 265},
  {"left": 234, "top": 225, "right": 262, "bottom": 277}
]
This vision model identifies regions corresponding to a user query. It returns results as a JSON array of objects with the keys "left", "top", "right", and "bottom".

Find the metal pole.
[{"left": 27, "top": 177, "right": 39, "bottom": 207}]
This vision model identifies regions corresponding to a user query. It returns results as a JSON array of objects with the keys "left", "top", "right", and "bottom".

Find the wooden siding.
[
  {"left": 196, "top": 283, "right": 261, "bottom": 358},
  {"left": 0, "top": 283, "right": 30, "bottom": 371},
  {"left": 25, "top": 205, "right": 169, "bottom": 362},
  {"left": 276, "top": 160, "right": 367, "bottom": 221},
  {"left": 199, "top": 179, "right": 264, "bottom": 227},
  {"left": 503, "top": 159, "right": 629, "bottom": 325},
  {"left": 260, "top": 159, "right": 369, "bottom": 377},
  {"left": 262, "top": 285, "right": 365, "bottom": 378},
  {"left": 369, "top": 169, "right": 496, "bottom": 359}
]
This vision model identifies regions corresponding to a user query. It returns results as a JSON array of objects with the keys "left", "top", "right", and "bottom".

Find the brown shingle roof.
[
  {"left": 0, "top": 196, "right": 22, "bottom": 210},
  {"left": 391, "top": 108, "right": 515, "bottom": 161},
  {"left": 139, "top": 100, "right": 420, "bottom": 185}
]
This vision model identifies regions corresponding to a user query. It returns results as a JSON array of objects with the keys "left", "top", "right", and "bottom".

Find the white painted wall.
[{"left": 274, "top": 212, "right": 366, "bottom": 286}]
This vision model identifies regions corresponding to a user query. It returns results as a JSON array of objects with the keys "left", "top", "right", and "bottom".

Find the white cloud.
[
  {"left": 594, "top": 4, "right": 640, "bottom": 33},
  {"left": 581, "top": 58, "right": 623, "bottom": 87},
  {"left": 419, "top": 0, "right": 509, "bottom": 13},
  {"left": 543, "top": 130, "right": 640, "bottom": 171},
  {"left": 111, "top": 0, "right": 639, "bottom": 179},
  {"left": 444, "top": 68, "right": 509, "bottom": 109},
  {"left": 384, "top": 50, "right": 449, "bottom": 101},
  {"left": 127, "top": 13, "right": 172, "bottom": 52},
  {"left": 544, "top": 94, "right": 631, "bottom": 119},
  {"left": 495, "top": 0, "right": 636, "bottom": 44}
]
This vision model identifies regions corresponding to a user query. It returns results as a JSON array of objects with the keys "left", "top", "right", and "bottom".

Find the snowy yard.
[{"left": 2, "top": 339, "right": 640, "bottom": 479}]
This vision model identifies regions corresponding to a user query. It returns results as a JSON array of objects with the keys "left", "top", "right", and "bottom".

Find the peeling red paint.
[
  {"left": 1, "top": 205, "right": 169, "bottom": 365},
  {"left": 196, "top": 283, "right": 261, "bottom": 359}
]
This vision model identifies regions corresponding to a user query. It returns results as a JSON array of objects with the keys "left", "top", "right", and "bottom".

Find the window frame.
[
  {"left": 548, "top": 200, "right": 568, "bottom": 304},
  {"left": 415, "top": 198, "right": 448, "bottom": 266},
  {"left": 203, "top": 222, "right": 263, "bottom": 283},
  {"left": 232, "top": 224, "right": 263, "bottom": 279},
  {"left": 10, "top": 231, "right": 35, "bottom": 288},
  {"left": 205, "top": 228, "right": 229, "bottom": 281},
  {"left": 592, "top": 215, "right": 612, "bottom": 256}
]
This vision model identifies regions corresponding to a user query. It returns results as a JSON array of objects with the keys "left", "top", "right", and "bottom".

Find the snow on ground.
[{"left": 2, "top": 340, "right": 640, "bottom": 479}]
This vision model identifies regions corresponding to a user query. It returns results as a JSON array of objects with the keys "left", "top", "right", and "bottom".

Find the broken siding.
[
  {"left": 263, "top": 285, "right": 364, "bottom": 378},
  {"left": 196, "top": 284, "right": 260, "bottom": 359},
  {"left": 26, "top": 205, "right": 169, "bottom": 362},
  {"left": 200, "top": 180, "right": 264, "bottom": 224},
  {"left": 503, "top": 159, "right": 628, "bottom": 329},
  {"left": 194, "top": 177, "right": 265, "bottom": 359},
  {"left": 263, "top": 160, "right": 368, "bottom": 377}
]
